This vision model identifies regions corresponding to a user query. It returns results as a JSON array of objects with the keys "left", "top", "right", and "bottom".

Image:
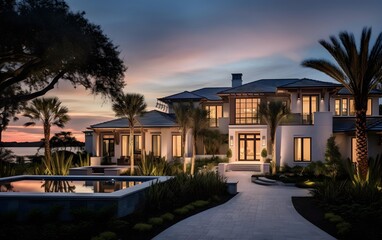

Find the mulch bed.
[{"left": 292, "top": 197, "right": 338, "bottom": 239}]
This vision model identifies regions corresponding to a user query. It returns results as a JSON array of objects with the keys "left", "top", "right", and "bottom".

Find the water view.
[{"left": 0, "top": 179, "right": 142, "bottom": 193}]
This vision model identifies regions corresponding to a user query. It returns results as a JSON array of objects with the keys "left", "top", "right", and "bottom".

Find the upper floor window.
[
  {"left": 235, "top": 98, "right": 260, "bottom": 124},
  {"left": 205, "top": 105, "right": 223, "bottom": 127},
  {"left": 334, "top": 98, "right": 372, "bottom": 116},
  {"left": 302, "top": 95, "right": 318, "bottom": 124}
]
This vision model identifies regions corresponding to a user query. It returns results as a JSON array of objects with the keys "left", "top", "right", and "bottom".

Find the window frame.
[
  {"left": 234, "top": 98, "right": 261, "bottom": 125},
  {"left": 102, "top": 134, "right": 115, "bottom": 157},
  {"left": 152, "top": 135, "right": 161, "bottom": 157},
  {"left": 293, "top": 137, "right": 312, "bottom": 162},
  {"left": 205, "top": 105, "right": 223, "bottom": 128},
  {"left": 172, "top": 135, "right": 182, "bottom": 158}
]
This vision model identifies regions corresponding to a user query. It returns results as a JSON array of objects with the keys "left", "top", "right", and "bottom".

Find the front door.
[{"left": 238, "top": 134, "right": 260, "bottom": 161}]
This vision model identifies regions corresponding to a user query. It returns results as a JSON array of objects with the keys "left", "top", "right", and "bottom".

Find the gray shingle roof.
[
  {"left": 333, "top": 117, "right": 382, "bottom": 132},
  {"left": 336, "top": 88, "right": 382, "bottom": 95},
  {"left": 191, "top": 87, "right": 229, "bottom": 101},
  {"left": 220, "top": 78, "right": 341, "bottom": 94},
  {"left": 158, "top": 91, "right": 202, "bottom": 103},
  {"left": 159, "top": 87, "right": 229, "bottom": 102},
  {"left": 90, "top": 110, "right": 177, "bottom": 128}
]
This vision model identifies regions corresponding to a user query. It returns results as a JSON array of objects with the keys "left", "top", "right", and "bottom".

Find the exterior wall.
[
  {"left": 277, "top": 112, "right": 333, "bottom": 167},
  {"left": 228, "top": 125, "right": 268, "bottom": 163},
  {"left": 334, "top": 132, "right": 382, "bottom": 161}
]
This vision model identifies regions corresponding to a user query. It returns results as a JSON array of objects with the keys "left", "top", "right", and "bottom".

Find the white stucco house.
[{"left": 84, "top": 73, "right": 382, "bottom": 169}]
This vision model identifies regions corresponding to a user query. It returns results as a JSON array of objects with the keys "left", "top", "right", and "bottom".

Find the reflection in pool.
[{"left": 1, "top": 179, "right": 142, "bottom": 193}]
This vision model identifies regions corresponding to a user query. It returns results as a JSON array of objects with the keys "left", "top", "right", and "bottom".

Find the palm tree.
[
  {"left": 173, "top": 103, "right": 192, "bottom": 173},
  {"left": 112, "top": 93, "right": 147, "bottom": 175},
  {"left": 259, "top": 100, "right": 290, "bottom": 175},
  {"left": 302, "top": 27, "right": 382, "bottom": 178},
  {"left": 189, "top": 106, "right": 209, "bottom": 175},
  {"left": 23, "top": 97, "right": 70, "bottom": 164}
]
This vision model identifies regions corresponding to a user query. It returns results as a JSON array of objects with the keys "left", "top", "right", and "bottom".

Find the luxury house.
[{"left": 84, "top": 73, "right": 382, "bottom": 169}]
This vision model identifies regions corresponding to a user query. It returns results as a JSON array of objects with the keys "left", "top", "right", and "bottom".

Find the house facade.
[{"left": 84, "top": 73, "right": 382, "bottom": 168}]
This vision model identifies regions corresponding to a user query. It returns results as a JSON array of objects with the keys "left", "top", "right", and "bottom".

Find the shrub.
[
  {"left": 146, "top": 172, "right": 226, "bottom": 212},
  {"left": 324, "top": 136, "right": 346, "bottom": 178},
  {"left": 184, "top": 204, "right": 195, "bottom": 211},
  {"left": 148, "top": 217, "right": 163, "bottom": 226},
  {"left": 261, "top": 148, "right": 267, "bottom": 159},
  {"left": 133, "top": 223, "right": 152, "bottom": 232},
  {"left": 91, "top": 231, "right": 118, "bottom": 240},
  {"left": 160, "top": 212, "right": 175, "bottom": 221},
  {"left": 138, "top": 152, "right": 173, "bottom": 176},
  {"left": 226, "top": 148, "right": 232, "bottom": 158},
  {"left": 191, "top": 200, "right": 209, "bottom": 208},
  {"left": 43, "top": 152, "right": 73, "bottom": 175},
  {"left": 174, "top": 207, "right": 189, "bottom": 215}
]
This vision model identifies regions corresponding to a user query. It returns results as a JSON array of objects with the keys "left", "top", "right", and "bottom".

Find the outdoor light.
[
  {"left": 297, "top": 93, "right": 300, "bottom": 101},
  {"left": 230, "top": 136, "right": 233, "bottom": 146}
]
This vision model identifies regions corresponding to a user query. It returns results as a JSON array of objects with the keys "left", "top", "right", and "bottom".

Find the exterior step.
[
  {"left": 228, "top": 164, "right": 261, "bottom": 172},
  {"left": 251, "top": 176, "right": 278, "bottom": 186}
]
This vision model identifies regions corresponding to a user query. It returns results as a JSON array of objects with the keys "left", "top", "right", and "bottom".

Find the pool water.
[{"left": 0, "top": 179, "right": 142, "bottom": 193}]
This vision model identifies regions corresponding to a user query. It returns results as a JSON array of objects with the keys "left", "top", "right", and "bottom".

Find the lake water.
[{"left": 4, "top": 147, "right": 83, "bottom": 156}]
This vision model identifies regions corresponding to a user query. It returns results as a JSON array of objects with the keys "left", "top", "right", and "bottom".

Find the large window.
[
  {"left": 238, "top": 134, "right": 261, "bottom": 161},
  {"left": 102, "top": 135, "right": 114, "bottom": 157},
  {"left": 302, "top": 95, "right": 318, "bottom": 124},
  {"left": 294, "top": 137, "right": 311, "bottom": 162},
  {"left": 334, "top": 98, "right": 372, "bottom": 116},
  {"left": 152, "top": 135, "right": 161, "bottom": 157},
  {"left": 235, "top": 98, "right": 260, "bottom": 124},
  {"left": 121, "top": 135, "right": 141, "bottom": 156},
  {"left": 205, "top": 105, "right": 223, "bottom": 127},
  {"left": 172, "top": 135, "right": 182, "bottom": 157}
]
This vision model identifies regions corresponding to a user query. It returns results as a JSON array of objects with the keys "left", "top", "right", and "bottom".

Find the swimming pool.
[{"left": 0, "top": 175, "right": 169, "bottom": 220}]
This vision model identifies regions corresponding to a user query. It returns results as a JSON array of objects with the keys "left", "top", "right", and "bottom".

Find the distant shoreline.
[{"left": 0, "top": 142, "right": 44, "bottom": 148}]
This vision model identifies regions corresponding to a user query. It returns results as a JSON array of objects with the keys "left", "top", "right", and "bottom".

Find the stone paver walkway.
[{"left": 154, "top": 171, "right": 335, "bottom": 240}]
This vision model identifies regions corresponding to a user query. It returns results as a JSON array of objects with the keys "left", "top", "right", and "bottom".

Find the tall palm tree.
[
  {"left": 112, "top": 93, "right": 147, "bottom": 175},
  {"left": 259, "top": 100, "right": 290, "bottom": 175},
  {"left": 302, "top": 27, "right": 382, "bottom": 178},
  {"left": 189, "top": 106, "right": 209, "bottom": 175},
  {"left": 23, "top": 97, "right": 70, "bottom": 164},
  {"left": 173, "top": 103, "right": 192, "bottom": 173}
]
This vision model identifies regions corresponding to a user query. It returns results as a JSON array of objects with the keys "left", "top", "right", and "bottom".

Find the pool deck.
[{"left": 154, "top": 171, "right": 335, "bottom": 240}]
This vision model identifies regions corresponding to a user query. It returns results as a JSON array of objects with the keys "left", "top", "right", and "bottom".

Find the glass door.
[{"left": 238, "top": 134, "right": 260, "bottom": 161}]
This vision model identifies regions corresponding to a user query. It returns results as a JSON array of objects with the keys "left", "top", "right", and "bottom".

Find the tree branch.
[{"left": 1, "top": 71, "right": 66, "bottom": 103}]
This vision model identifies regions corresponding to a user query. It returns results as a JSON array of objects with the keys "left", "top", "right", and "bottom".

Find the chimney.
[{"left": 231, "top": 73, "right": 242, "bottom": 87}]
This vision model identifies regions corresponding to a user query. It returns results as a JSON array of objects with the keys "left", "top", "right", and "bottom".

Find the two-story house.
[{"left": 84, "top": 73, "right": 382, "bottom": 169}]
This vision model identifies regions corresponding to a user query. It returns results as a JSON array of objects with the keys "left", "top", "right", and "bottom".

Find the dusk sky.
[{"left": 4, "top": 0, "right": 382, "bottom": 142}]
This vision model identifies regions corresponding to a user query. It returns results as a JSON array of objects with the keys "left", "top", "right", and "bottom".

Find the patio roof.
[
  {"left": 90, "top": 110, "right": 177, "bottom": 129},
  {"left": 333, "top": 117, "right": 382, "bottom": 132}
]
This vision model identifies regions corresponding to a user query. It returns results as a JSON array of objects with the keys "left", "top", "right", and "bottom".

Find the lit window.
[
  {"left": 341, "top": 99, "right": 348, "bottom": 116},
  {"left": 172, "top": 135, "right": 182, "bottom": 157},
  {"left": 302, "top": 95, "right": 318, "bottom": 124},
  {"left": 235, "top": 98, "right": 260, "bottom": 124},
  {"left": 366, "top": 98, "right": 372, "bottom": 116},
  {"left": 294, "top": 137, "right": 311, "bottom": 162},
  {"left": 351, "top": 137, "right": 356, "bottom": 163},
  {"left": 121, "top": 135, "right": 141, "bottom": 156},
  {"left": 238, "top": 134, "right": 261, "bottom": 161},
  {"left": 335, "top": 99, "right": 341, "bottom": 116},
  {"left": 121, "top": 135, "right": 130, "bottom": 156},
  {"left": 349, "top": 99, "right": 355, "bottom": 116},
  {"left": 152, "top": 135, "right": 161, "bottom": 157},
  {"left": 205, "top": 105, "right": 223, "bottom": 127},
  {"left": 102, "top": 135, "right": 114, "bottom": 157}
]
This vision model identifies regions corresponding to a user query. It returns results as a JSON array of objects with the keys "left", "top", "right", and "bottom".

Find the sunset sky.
[{"left": 3, "top": 0, "right": 382, "bottom": 142}]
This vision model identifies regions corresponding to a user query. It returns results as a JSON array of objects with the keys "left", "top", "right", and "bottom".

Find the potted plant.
[{"left": 261, "top": 148, "right": 267, "bottom": 162}]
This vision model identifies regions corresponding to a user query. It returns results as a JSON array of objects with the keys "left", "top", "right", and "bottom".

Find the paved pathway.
[{"left": 154, "top": 171, "right": 335, "bottom": 240}]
